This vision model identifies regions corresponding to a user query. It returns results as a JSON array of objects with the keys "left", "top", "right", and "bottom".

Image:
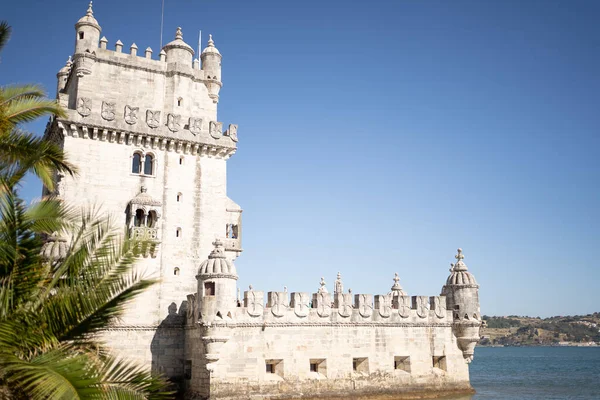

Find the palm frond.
[
  {"left": 0, "top": 21, "right": 10, "bottom": 55},
  {"left": 2, "top": 96, "right": 66, "bottom": 126},
  {"left": 0, "top": 84, "right": 46, "bottom": 108}
]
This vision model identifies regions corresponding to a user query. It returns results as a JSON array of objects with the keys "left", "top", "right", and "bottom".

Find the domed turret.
[
  {"left": 56, "top": 56, "right": 72, "bottom": 93},
  {"left": 441, "top": 248, "right": 482, "bottom": 363},
  {"left": 162, "top": 27, "right": 194, "bottom": 66},
  {"left": 201, "top": 34, "right": 222, "bottom": 103},
  {"left": 196, "top": 239, "right": 238, "bottom": 322},
  {"left": 74, "top": 1, "right": 101, "bottom": 54}
]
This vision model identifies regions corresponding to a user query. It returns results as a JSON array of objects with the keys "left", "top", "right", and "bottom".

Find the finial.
[
  {"left": 175, "top": 27, "right": 183, "bottom": 40},
  {"left": 449, "top": 263, "right": 455, "bottom": 273},
  {"left": 284, "top": 286, "right": 287, "bottom": 292},
  {"left": 249, "top": 284, "right": 253, "bottom": 290},
  {"left": 86, "top": 1, "right": 94, "bottom": 17},
  {"left": 212, "top": 238, "right": 223, "bottom": 248},
  {"left": 455, "top": 248, "right": 464, "bottom": 262},
  {"left": 66, "top": 56, "right": 73, "bottom": 67},
  {"left": 207, "top": 34, "right": 214, "bottom": 47},
  {"left": 140, "top": 186, "right": 147, "bottom": 193},
  {"left": 318, "top": 277, "right": 328, "bottom": 293},
  {"left": 390, "top": 272, "right": 407, "bottom": 296},
  {"left": 334, "top": 272, "right": 343, "bottom": 294}
]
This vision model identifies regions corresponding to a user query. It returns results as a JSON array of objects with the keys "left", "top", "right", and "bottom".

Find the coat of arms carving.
[
  {"left": 124, "top": 105, "right": 139, "bottom": 125},
  {"left": 292, "top": 292, "right": 309, "bottom": 318},
  {"left": 415, "top": 296, "right": 429, "bottom": 319},
  {"left": 357, "top": 294, "right": 373, "bottom": 318},
  {"left": 189, "top": 117, "right": 203, "bottom": 135},
  {"left": 77, "top": 97, "right": 91, "bottom": 117},
  {"left": 269, "top": 292, "right": 286, "bottom": 317},
  {"left": 246, "top": 291, "right": 263, "bottom": 317},
  {"left": 337, "top": 293, "right": 353, "bottom": 318},
  {"left": 397, "top": 296, "right": 411, "bottom": 318},
  {"left": 433, "top": 296, "right": 446, "bottom": 319},
  {"left": 167, "top": 113, "right": 181, "bottom": 132},
  {"left": 377, "top": 294, "right": 392, "bottom": 318},
  {"left": 316, "top": 292, "right": 331, "bottom": 318},
  {"left": 209, "top": 121, "right": 222, "bottom": 139},
  {"left": 227, "top": 124, "right": 238, "bottom": 142},
  {"left": 146, "top": 110, "right": 160, "bottom": 128},
  {"left": 101, "top": 101, "right": 115, "bottom": 121}
]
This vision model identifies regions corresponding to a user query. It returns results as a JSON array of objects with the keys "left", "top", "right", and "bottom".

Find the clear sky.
[{"left": 2, "top": 0, "right": 599, "bottom": 318}]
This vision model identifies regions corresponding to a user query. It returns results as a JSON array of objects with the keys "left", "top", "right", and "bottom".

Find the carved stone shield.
[
  {"left": 101, "top": 101, "right": 115, "bottom": 120},
  {"left": 246, "top": 291, "right": 263, "bottom": 317},
  {"left": 167, "top": 113, "right": 181, "bottom": 132},
  {"left": 189, "top": 117, "right": 203, "bottom": 135},
  {"left": 398, "top": 296, "right": 411, "bottom": 318},
  {"left": 316, "top": 292, "right": 331, "bottom": 317},
  {"left": 210, "top": 121, "right": 222, "bottom": 139},
  {"left": 124, "top": 105, "right": 138, "bottom": 124},
  {"left": 292, "top": 292, "right": 309, "bottom": 318},
  {"left": 269, "top": 292, "right": 286, "bottom": 317},
  {"left": 416, "top": 296, "right": 429, "bottom": 319},
  {"left": 228, "top": 124, "right": 238, "bottom": 142},
  {"left": 377, "top": 294, "right": 392, "bottom": 318},
  {"left": 337, "top": 293, "right": 352, "bottom": 318},
  {"left": 77, "top": 97, "right": 91, "bottom": 116},
  {"left": 357, "top": 294, "right": 373, "bottom": 318},
  {"left": 433, "top": 296, "right": 447, "bottom": 319},
  {"left": 146, "top": 110, "right": 160, "bottom": 128}
]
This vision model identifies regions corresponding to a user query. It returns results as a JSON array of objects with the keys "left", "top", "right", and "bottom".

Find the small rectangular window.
[
  {"left": 353, "top": 357, "right": 369, "bottom": 374},
  {"left": 433, "top": 356, "right": 447, "bottom": 371},
  {"left": 204, "top": 281, "right": 215, "bottom": 296},
  {"left": 394, "top": 356, "right": 411, "bottom": 373},
  {"left": 79, "top": 31, "right": 84, "bottom": 39},
  {"left": 265, "top": 359, "right": 283, "bottom": 377},
  {"left": 309, "top": 359, "right": 326, "bottom": 376}
]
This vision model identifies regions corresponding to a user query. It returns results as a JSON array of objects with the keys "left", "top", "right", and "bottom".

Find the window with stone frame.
[
  {"left": 309, "top": 359, "right": 327, "bottom": 376},
  {"left": 204, "top": 281, "right": 215, "bottom": 296},
  {"left": 144, "top": 154, "right": 154, "bottom": 175},
  {"left": 265, "top": 359, "right": 283, "bottom": 377},
  {"left": 352, "top": 357, "right": 369, "bottom": 374},
  {"left": 432, "top": 356, "right": 447, "bottom": 371},
  {"left": 132, "top": 153, "right": 142, "bottom": 174},
  {"left": 394, "top": 356, "right": 411, "bottom": 373}
]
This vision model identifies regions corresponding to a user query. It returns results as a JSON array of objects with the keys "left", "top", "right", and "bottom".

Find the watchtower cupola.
[
  {"left": 201, "top": 34, "right": 222, "bottom": 103},
  {"left": 74, "top": 1, "right": 101, "bottom": 54},
  {"left": 162, "top": 27, "right": 194, "bottom": 66}
]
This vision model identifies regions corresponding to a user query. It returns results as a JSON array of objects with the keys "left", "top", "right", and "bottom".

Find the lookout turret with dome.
[{"left": 441, "top": 248, "right": 482, "bottom": 362}]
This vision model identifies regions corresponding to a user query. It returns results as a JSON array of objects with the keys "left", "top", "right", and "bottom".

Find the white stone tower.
[
  {"left": 440, "top": 249, "right": 482, "bottom": 362},
  {"left": 43, "top": 2, "right": 242, "bottom": 380}
]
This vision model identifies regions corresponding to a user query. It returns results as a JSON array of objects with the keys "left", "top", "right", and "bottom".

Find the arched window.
[
  {"left": 132, "top": 153, "right": 142, "bottom": 174},
  {"left": 179, "top": 156, "right": 184, "bottom": 165},
  {"left": 176, "top": 192, "right": 182, "bottom": 202},
  {"left": 174, "top": 267, "right": 180, "bottom": 276},
  {"left": 147, "top": 210, "right": 157, "bottom": 228},
  {"left": 134, "top": 209, "right": 145, "bottom": 227},
  {"left": 144, "top": 154, "right": 154, "bottom": 175},
  {"left": 176, "top": 227, "right": 182, "bottom": 238},
  {"left": 177, "top": 97, "right": 183, "bottom": 107}
]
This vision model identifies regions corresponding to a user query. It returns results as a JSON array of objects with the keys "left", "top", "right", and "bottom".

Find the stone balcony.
[{"left": 129, "top": 227, "right": 160, "bottom": 258}]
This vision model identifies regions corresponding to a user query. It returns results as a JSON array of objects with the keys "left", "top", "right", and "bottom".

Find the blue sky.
[{"left": 2, "top": 0, "right": 599, "bottom": 317}]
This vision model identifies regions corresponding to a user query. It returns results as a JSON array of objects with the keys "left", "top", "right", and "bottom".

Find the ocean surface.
[{"left": 449, "top": 346, "right": 600, "bottom": 400}]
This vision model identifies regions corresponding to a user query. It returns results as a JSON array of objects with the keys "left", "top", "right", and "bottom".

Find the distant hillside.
[{"left": 479, "top": 313, "right": 600, "bottom": 346}]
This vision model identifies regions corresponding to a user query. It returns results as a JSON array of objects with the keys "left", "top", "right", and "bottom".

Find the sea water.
[{"left": 452, "top": 346, "right": 600, "bottom": 399}]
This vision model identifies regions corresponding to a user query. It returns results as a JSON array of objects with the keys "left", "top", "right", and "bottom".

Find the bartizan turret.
[
  {"left": 72, "top": 1, "right": 100, "bottom": 78},
  {"left": 162, "top": 27, "right": 194, "bottom": 66},
  {"left": 195, "top": 239, "right": 236, "bottom": 371},
  {"left": 441, "top": 248, "right": 482, "bottom": 363},
  {"left": 201, "top": 34, "right": 222, "bottom": 103}
]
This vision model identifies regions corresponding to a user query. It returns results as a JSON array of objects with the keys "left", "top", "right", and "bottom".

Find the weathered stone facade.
[{"left": 44, "top": 4, "right": 482, "bottom": 399}]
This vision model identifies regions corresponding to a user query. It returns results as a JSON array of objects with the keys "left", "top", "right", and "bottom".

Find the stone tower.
[
  {"left": 440, "top": 249, "right": 481, "bottom": 363},
  {"left": 43, "top": 2, "right": 242, "bottom": 379}
]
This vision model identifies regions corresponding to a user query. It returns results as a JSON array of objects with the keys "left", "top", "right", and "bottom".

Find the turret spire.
[
  {"left": 86, "top": 1, "right": 94, "bottom": 17},
  {"left": 175, "top": 27, "right": 183, "bottom": 40}
]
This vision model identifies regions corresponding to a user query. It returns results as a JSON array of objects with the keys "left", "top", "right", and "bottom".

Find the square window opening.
[
  {"left": 204, "top": 281, "right": 215, "bottom": 296},
  {"left": 432, "top": 356, "right": 447, "bottom": 371},
  {"left": 265, "top": 359, "right": 283, "bottom": 377},
  {"left": 78, "top": 31, "right": 84, "bottom": 39},
  {"left": 353, "top": 357, "right": 369, "bottom": 374},
  {"left": 309, "top": 358, "right": 327, "bottom": 376},
  {"left": 394, "top": 356, "right": 411, "bottom": 373}
]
